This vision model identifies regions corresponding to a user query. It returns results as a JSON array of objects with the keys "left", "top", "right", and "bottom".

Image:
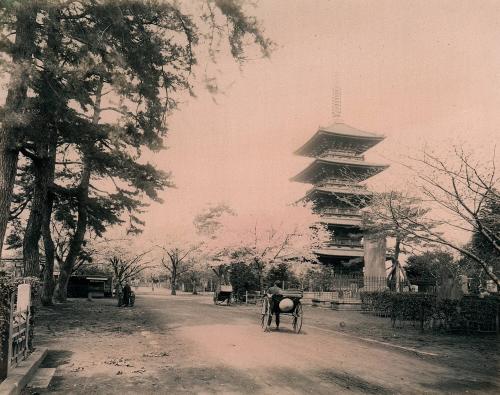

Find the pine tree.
[
  {"left": 0, "top": 1, "right": 40, "bottom": 258},
  {"left": 2, "top": 1, "right": 273, "bottom": 304}
]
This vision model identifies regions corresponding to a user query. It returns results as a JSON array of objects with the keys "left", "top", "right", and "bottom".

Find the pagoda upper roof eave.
[{"left": 294, "top": 123, "right": 385, "bottom": 157}]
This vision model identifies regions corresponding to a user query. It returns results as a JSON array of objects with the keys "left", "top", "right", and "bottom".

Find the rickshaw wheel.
[
  {"left": 293, "top": 302, "right": 303, "bottom": 334},
  {"left": 261, "top": 297, "right": 271, "bottom": 332}
]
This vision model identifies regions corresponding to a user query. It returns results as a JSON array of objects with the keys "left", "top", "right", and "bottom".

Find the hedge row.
[{"left": 361, "top": 291, "right": 500, "bottom": 333}]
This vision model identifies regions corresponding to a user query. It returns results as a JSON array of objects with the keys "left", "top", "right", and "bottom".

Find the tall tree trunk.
[
  {"left": 23, "top": 153, "right": 52, "bottom": 276},
  {"left": 171, "top": 264, "right": 177, "bottom": 295},
  {"left": 0, "top": 145, "right": 19, "bottom": 259},
  {"left": 53, "top": 160, "right": 90, "bottom": 302},
  {"left": 40, "top": 141, "right": 56, "bottom": 305},
  {"left": 255, "top": 259, "right": 264, "bottom": 292},
  {"left": 40, "top": 190, "right": 55, "bottom": 305},
  {"left": 392, "top": 237, "right": 401, "bottom": 292},
  {"left": 0, "top": 4, "right": 38, "bottom": 258},
  {"left": 53, "top": 83, "right": 101, "bottom": 302},
  {"left": 23, "top": 7, "right": 60, "bottom": 278}
]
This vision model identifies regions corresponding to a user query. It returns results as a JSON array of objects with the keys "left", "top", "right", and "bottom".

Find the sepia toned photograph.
[{"left": 0, "top": 1, "right": 499, "bottom": 394}]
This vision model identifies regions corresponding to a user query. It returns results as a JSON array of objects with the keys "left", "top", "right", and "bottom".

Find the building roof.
[
  {"left": 295, "top": 122, "right": 385, "bottom": 157},
  {"left": 320, "top": 122, "right": 384, "bottom": 138},
  {"left": 86, "top": 277, "right": 109, "bottom": 281},
  {"left": 290, "top": 158, "right": 388, "bottom": 184}
]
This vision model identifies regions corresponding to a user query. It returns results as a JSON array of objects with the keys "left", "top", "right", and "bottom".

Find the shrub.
[
  {"left": 457, "top": 296, "right": 500, "bottom": 332},
  {"left": 229, "top": 262, "right": 259, "bottom": 301},
  {"left": 361, "top": 290, "right": 499, "bottom": 333},
  {"left": 264, "top": 262, "right": 300, "bottom": 289},
  {"left": 360, "top": 290, "right": 393, "bottom": 316}
]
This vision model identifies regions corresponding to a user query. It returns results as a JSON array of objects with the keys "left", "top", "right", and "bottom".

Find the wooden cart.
[
  {"left": 213, "top": 285, "right": 233, "bottom": 305},
  {"left": 260, "top": 290, "right": 303, "bottom": 333}
]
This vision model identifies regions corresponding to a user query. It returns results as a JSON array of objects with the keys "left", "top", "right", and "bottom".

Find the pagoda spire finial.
[{"left": 331, "top": 72, "right": 342, "bottom": 123}]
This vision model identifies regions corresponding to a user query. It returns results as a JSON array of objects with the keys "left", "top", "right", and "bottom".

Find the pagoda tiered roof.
[
  {"left": 290, "top": 157, "right": 388, "bottom": 184},
  {"left": 292, "top": 118, "right": 388, "bottom": 265},
  {"left": 295, "top": 122, "right": 385, "bottom": 157},
  {"left": 299, "top": 186, "right": 372, "bottom": 203}
]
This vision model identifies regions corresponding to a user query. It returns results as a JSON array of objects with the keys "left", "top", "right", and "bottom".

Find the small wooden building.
[{"left": 66, "top": 275, "right": 113, "bottom": 298}]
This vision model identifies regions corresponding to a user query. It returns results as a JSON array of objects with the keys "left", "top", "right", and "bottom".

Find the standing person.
[
  {"left": 266, "top": 280, "right": 283, "bottom": 330},
  {"left": 122, "top": 281, "right": 132, "bottom": 307}
]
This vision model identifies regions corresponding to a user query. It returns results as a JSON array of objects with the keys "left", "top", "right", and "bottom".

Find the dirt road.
[{"left": 30, "top": 290, "right": 499, "bottom": 394}]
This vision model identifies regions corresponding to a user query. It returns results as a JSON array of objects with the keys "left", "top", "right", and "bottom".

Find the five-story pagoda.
[{"left": 292, "top": 120, "right": 388, "bottom": 272}]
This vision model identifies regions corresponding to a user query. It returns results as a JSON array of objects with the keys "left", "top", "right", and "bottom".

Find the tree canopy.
[{"left": 1, "top": 0, "right": 273, "bottom": 304}]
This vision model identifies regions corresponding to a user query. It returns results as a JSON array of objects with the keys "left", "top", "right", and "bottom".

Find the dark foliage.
[
  {"left": 361, "top": 291, "right": 499, "bottom": 333},
  {"left": 229, "top": 261, "right": 259, "bottom": 300},
  {"left": 264, "top": 262, "right": 300, "bottom": 289}
]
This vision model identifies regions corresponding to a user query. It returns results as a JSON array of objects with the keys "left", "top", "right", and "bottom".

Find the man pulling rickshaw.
[
  {"left": 261, "top": 281, "right": 303, "bottom": 333},
  {"left": 266, "top": 281, "right": 283, "bottom": 329}
]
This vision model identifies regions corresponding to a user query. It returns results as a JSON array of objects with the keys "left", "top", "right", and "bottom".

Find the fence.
[
  {"left": 231, "top": 275, "right": 402, "bottom": 306},
  {"left": 0, "top": 283, "right": 32, "bottom": 381},
  {"left": 7, "top": 294, "right": 30, "bottom": 367},
  {"left": 243, "top": 291, "right": 262, "bottom": 304},
  {"left": 302, "top": 274, "right": 408, "bottom": 300},
  {"left": 206, "top": 274, "right": 436, "bottom": 306}
]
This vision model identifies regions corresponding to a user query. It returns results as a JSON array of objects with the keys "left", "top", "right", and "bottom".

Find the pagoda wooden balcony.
[
  {"left": 299, "top": 185, "right": 373, "bottom": 203},
  {"left": 321, "top": 207, "right": 361, "bottom": 217},
  {"left": 327, "top": 238, "right": 364, "bottom": 248},
  {"left": 321, "top": 218, "right": 362, "bottom": 227},
  {"left": 319, "top": 151, "right": 365, "bottom": 161},
  {"left": 317, "top": 184, "right": 368, "bottom": 195},
  {"left": 290, "top": 158, "right": 389, "bottom": 184},
  {"left": 314, "top": 238, "right": 364, "bottom": 258}
]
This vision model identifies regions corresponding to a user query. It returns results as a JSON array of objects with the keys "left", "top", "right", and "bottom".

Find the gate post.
[
  {"left": 7, "top": 294, "right": 14, "bottom": 372},
  {"left": 496, "top": 303, "right": 499, "bottom": 335},
  {"left": 25, "top": 307, "right": 31, "bottom": 359},
  {"left": 0, "top": 305, "right": 9, "bottom": 380},
  {"left": 0, "top": 294, "right": 14, "bottom": 380}
]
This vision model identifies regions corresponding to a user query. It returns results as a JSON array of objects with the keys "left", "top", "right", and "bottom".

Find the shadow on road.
[{"left": 40, "top": 350, "right": 74, "bottom": 369}]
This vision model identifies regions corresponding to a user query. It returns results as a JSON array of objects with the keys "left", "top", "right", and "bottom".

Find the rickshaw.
[
  {"left": 213, "top": 284, "right": 233, "bottom": 305},
  {"left": 260, "top": 290, "right": 303, "bottom": 333}
]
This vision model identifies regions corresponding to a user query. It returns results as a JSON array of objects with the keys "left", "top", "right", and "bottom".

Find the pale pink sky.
[
  {"left": 2, "top": 1, "right": 497, "bottom": 243},
  {"left": 137, "top": 0, "right": 500, "bottom": 240}
]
